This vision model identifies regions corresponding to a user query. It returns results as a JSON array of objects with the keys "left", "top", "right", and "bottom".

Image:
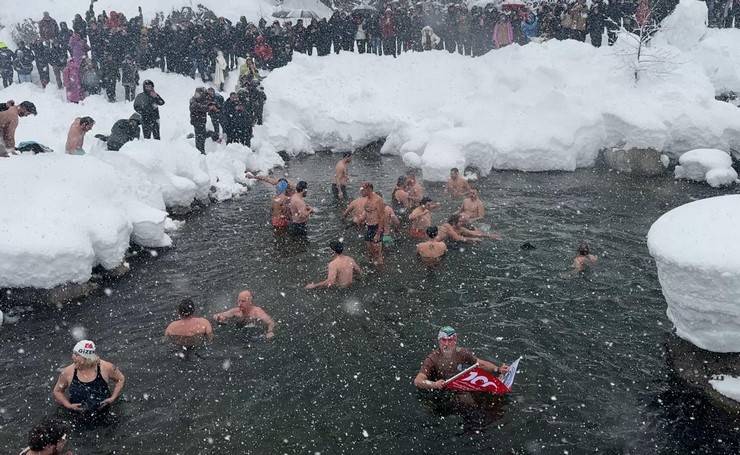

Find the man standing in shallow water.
[
  {"left": 333, "top": 152, "right": 352, "bottom": 201},
  {"left": 360, "top": 182, "right": 387, "bottom": 265},
  {"left": 416, "top": 226, "right": 448, "bottom": 265},
  {"left": 446, "top": 168, "right": 471, "bottom": 198},
  {"left": 306, "top": 241, "right": 362, "bottom": 289},
  {"left": 289, "top": 181, "right": 314, "bottom": 236},
  {"left": 213, "top": 290, "right": 276, "bottom": 339}
]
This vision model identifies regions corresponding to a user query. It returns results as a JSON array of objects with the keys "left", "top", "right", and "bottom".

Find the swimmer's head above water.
[
  {"left": 178, "top": 299, "right": 195, "bottom": 318},
  {"left": 72, "top": 339, "right": 98, "bottom": 366},
  {"left": 578, "top": 241, "right": 590, "bottom": 256},
  {"left": 426, "top": 226, "right": 438, "bottom": 239},
  {"left": 330, "top": 241, "right": 344, "bottom": 255}
]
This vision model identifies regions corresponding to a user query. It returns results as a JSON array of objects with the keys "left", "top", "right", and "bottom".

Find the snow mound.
[
  {"left": 709, "top": 376, "right": 740, "bottom": 403},
  {"left": 654, "top": 0, "right": 740, "bottom": 93},
  {"left": 262, "top": 28, "right": 740, "bottom": 181},
  {"left": 0, "top": 68, "right": 283, "bottom": 289},
  {"left": 674, "top": 148, "right": 737, "bottom": 187},
  {"left": 647, "top": 195, "right": 740, "bottom": 352}
]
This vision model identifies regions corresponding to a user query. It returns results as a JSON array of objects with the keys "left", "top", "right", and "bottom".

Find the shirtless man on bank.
[
  {"left": 213, "top": 290, "right": 276, "bottom": 339},
  {"left": 306, "top": 241, "right": 362, "bottom": 289},
  {"left": 416, "top": 226, "right": 448, "bottom": 265},
  {"left": 289, "top": 181, "right": 314, "bottom": 236},
  {"left": 408, "top": 196, "right": 436, "bottom": 239},
  {"left": 333, "top": 152, "right": 352, "bottom": 201},
  {"left": 459, "top": 189, "right": 485, "bottom": 222},
  {"left": 446, "top": 168, "right": 471, "bottom": 198},
  {"left": 360, "top": 182, "right": 387, "bottom": 265},
  {"left": 342, "top": 192, "right": 368, "bottom": 226},
  {"left": 165, "top": 299, "right": 214, "bottom": 347}
]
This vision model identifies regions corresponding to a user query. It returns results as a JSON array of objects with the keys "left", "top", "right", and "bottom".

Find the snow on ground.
[
  {"left": 709, "top": 376, "right": 740, "bottom": 403},
  {"left": 674, "top": 148, "right": 738, "bottom": 187},
  {"left": 647, "top": 195, "right": 740, "bottom": 352},
  {"left": 0, "top": 69, "right": 282, "bottom": 289},
  {"left": 654, "top": 0, "right": 740, "bottom": 94},
  {"left": 260, "top": 0, "right": 740, "bottom": 181}
]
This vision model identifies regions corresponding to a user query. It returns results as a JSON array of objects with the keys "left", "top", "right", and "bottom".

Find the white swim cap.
[{"left": 73, "top": 340, "right": 97, "bottom": 360}]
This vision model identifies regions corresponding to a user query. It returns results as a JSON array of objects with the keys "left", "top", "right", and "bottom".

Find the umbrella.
[
  {"left": 352, "top": 4, "right": 377, "bottom": 13},
  {"left": 272, "top": 9, "right": 321, "bottom": 19}
]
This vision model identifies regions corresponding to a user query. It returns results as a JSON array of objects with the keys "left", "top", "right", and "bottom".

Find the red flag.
[{"left": 443, "top": 363, "right": 510, "bottom": 394}]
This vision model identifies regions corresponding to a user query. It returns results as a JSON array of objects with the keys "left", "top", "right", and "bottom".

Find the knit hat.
[{"left": 73, "top": 340, "right": 97, "bottom": 360}]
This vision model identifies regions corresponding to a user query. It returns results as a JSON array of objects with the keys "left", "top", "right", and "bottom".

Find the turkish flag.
[{"left": 444, "top": 358, "right": 521, "bottom": 394}]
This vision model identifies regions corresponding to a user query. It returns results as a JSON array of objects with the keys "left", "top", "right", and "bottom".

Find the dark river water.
[{"left": 1, "top": 152, "right": 739, "bottom": 454}]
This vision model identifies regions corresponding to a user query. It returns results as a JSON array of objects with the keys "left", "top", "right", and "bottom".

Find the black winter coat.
[{"left": 134, "top": 91, "right": 165, "bottom": 121}]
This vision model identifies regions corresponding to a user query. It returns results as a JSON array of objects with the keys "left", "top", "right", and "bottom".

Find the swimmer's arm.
[
  {"left": 477, "top": 358, "right": 509, "bottom": 375},
  {"left": 213, "top": 307, "right": 240, "bottom": 322},
  {"left": 204, "top": 320, "right": 214, "bottom": 341},
  {"left": 53, "top": 371, "right": 81, "bottom": 411},
  {"left": 252, "top": 175, "right": 279, "bottom": 185},
  {"left": 408, "top": 208, "right": 424, "bottom": 221},
  {"left": 573, "top": 258, "right": 584, "bottom": 272},
  {"left": 254, "top": 308, "right": 275, "bottom": 339},
  {"left": 375, "top": 200, "right": 387, "bottom": 236},
  {"left": 390, "top": 211, "right": 400, "bottom": 229},
  {"left": 352, "top": 259, "right": 362, "bottom": 277},
  {"left": 413, "top": 372, "right": 445, "bottom": 390},
  {"left": 104, "top": 364, "right": 126, "bottom": 404}
]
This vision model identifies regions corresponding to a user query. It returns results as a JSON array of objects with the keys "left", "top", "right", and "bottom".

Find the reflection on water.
[{"left": 1, "top": 152, "right": 739, "bottom": 453}]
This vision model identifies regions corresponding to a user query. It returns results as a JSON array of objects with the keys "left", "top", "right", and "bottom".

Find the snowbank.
[
  {"left": 674, "top": 148, "right": 737, "bottom": 187},
  {"left": 709, "top": 376, "right": 740, "bottom": 403},
  {"left": 654, "top": 0, "right": 740, "bottom": 93},
  {"left": 0, "top": 69, "right": 282, "bottom": 289},
  {"left": 647, "top": 195, "right": 740, "bottom": 352},
  {"left": 260, "top": 3, "right": 740, "bottom": 181}
]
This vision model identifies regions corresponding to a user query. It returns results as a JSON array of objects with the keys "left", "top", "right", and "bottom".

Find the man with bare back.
[
  {"left": 213, "top": 290, "right": 276, "bottom": 339},
  {"left": 333, "top": 152, "right": 352, "bottom": 201},
  {"left": 305, "top": 241, "right": 362, "bottom": 289},
  {"left": 289, "top": 181, "right": 313, "bottom": 236}
]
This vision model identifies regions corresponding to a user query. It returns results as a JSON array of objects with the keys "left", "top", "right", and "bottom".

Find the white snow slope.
[
  {"left": 260, "top": 0, "right": 740, "bottom": 181},
  {"left": 709, "top": 376, "right": 740, "bottom": 403},
  {"left": 647, "top": 195, "right": 740, "bottom": 353},
  {"left": 0, "top": 69, "right": 283, "bottom": 289},
  {"left": 674, "top": 148, "right": 738, "bottom": 187}
]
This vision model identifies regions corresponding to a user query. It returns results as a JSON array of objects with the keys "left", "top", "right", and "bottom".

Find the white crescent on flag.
[{"left": 443, "top": 357, "right": 522, "bottom": 394}]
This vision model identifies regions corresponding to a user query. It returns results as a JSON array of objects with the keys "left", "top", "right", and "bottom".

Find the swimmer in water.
[
  {"left": 408, "top": 197, "right": 437, "bottom": 239},
  {"left": 270, "top": 178, "right": 292, "bottom": 230},
  {"left": 213, "top": 290, "right": 276, "bottom": 339},
  {"left": 333, "top": 152, "right": 352, "bottom": 201},
  {"left": 360, "top": 182, "right": 387, "bottom": 265},
  {"left": 377, "top": 191, "right": 400, "bottom": 244},
  {"left": 458, "top": 188, "right": 485, "bottom": 222},
  {"left": 573, "top": 241, "right": 598, "bottom": 272},
  {"left": 405, "top": 172, "right": 425, "bottom": 207},
  {"left": 435, "top": 214, "right": 483, "bottom": 243},
  {"left": 391, "top": 176, "right": 412, "bottom": 212},
  {"left": 20, "top": 419, "right": 71, "bottom": 455},
  {"left": 289, "top": 181, "right": 314, "bottom": 237},
  {"left": 165, "top": 299, "right": 214, "bottom": 348},
  {"left": 342, "top": 191, "right": 368, "bottom": 226},
  {"left": 305, "top": 241, "right": 362, "bottom": 289},
  {"left": 446, "top": 168, "right": 471, "bottom": 198},
  {"left": 53, "top": 340, "right": 125, "bottom": 416},
  {"left": 416, "top": 226, "right": 448, "bottom": 265},
  {"left": 413, "top": 326, "right": 508, "bottom": 390}
]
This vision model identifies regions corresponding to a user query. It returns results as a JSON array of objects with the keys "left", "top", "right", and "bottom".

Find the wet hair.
[
  {"left": 296, "top": 181, "right": 308, "bottom": 193},
  {"left": 330, "top": 241, "right": 344, "bottom": 254},
  {"left": 396, "top": 176, "right": 406, "bottom": 186},
  {"left": 375, "top": 191, "right": 383, "bottom": 198},
  {"left": 28, "top": 419, "right": 66, "bottom": 451},
  {"left": 361, "top": 182, "right": 374, "bottom": 191},
  {"left": 343, "top": 152, "right": 352, "bottom": 158},
  {"left": 450, "top": 168, "right": 459, "bottom": 173},
  {"left": 421, "top": 196, "right": 432, "bottom": 205},
  {"left": 79, "top": 116, "right": 94, "bottom": 127},
  {"left": 448, "top": 214, "right": 461, "bottom": 225},
  {"left": 426, "top": 226, "right": 438, "bottom": 238},
  {"left": 578, "top": 242, "right": 590, "bottom": 256},
  {"left": 178, "top": 299, "right": 195, "bottom": 317}
]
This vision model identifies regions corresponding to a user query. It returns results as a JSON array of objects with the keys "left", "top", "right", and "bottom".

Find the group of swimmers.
[{"left": 18, "top": 155, "right": 599, "bottom": 453}]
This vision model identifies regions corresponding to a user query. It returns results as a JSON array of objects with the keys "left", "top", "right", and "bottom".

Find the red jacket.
[
  {"left": 381, "top": 12, "right": 395, "bottom": 38},
  {"left": 254, "top": 36, "right": 273, "bottom": 61}
]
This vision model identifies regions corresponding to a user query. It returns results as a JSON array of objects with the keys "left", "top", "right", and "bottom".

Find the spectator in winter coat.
[
  {"left": 213, "top": 50, "right": 227, "bottom": 91},
  {"left": 68, "top": 31, "right": 89, "bottom": 62},
  {"left": 0, "top": 101, "right": 37, "bottom": 157},
  {"left": 588, "top": 1, "right": 607, "bottom": 47},
  {"left": 0, "top": 42, "right": 15, "bottom": 88},
  {"left": 73, "top": 14, "right": 88, "bottom": 40},
  {"left": 133, "top": 80, "right": 165, "bottom": 140},
  {"left": 100, "top": 55, "right": 120, "bottom": 102},
  {"left": 564, "top": 0, "right": 589, "bottom": 41},
  {"left": 106, "top": 113, "right": 141, "bottom": 151},
  {"left": 254, "top": 36, "right": 273, "bottom": 70},
  {"left": 57, "top": 22, "right": 73, "bottom": 50},
  {"left": 48, "top": 39, "right": 67, "bottom": 89},
  {"left": 80, "top": 58, "right": 100, "bottom": 96},
  {"left": 31, "top": 39, "right": 51, "bottom": 88},
  {"left": 493, "top": 14, "right": 514, "bottom": 48},
  {"left": 120, "top": 54, "right": 139, "bottom": 102},
  {"left": 223, "top": 91, "right": 252, "bottom": 145},
  {"left": 39, "top": 12, "right": 60, "bottom": 42},
  {"left": 329, "top": 11, "right": 344, "bottom": 53},
  {"left": 190, "top": 87, "right": 216, "bottom": 153},
  {"left": 355, "top": 18, "right": 368, "bottom": 54},
  {"left": 521, "top": 13, "right": 540, "bottom": 43},
  {"left": 206, "top": 87, "right": 225, "bottom": 137},
  {"left": 317, "top": 19, "right": 332, "bottom": 56},
  {"left": 14, "top": 43, "right": 34, "bottom": 84},
  {"left": 65, "top": 116, "right": 95, "bottom": 155},
  {"left": 63, "top": 58, "right": 84, "bottom": 103},
  {"left": 421, "top": 26, "right": 441, "bottom": 51},
  {"left": 247, "top": 82, "right": 266, "bottom": 126},
  {"left": 380, "top": 8, "right": 397, "bottom": 57}
]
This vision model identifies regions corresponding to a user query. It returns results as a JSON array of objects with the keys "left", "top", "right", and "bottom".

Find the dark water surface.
[{"left": 1, "top": 152, "right": 739, "bottom": 454}]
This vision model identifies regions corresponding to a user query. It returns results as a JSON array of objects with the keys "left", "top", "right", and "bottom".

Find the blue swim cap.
[{"left": 276, "top": 179, "right": 288, "bottom": 195}]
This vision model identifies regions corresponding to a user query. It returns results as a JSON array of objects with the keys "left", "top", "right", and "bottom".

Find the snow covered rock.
[
  {"left": 674, "top": 148, "right": 737, "bottom": 187},
  {"left": 648, "top": 195, "right": 740, "bottom": 352},
  {"left": 709, "top": 376, "right": 740, "bottom": 403}
]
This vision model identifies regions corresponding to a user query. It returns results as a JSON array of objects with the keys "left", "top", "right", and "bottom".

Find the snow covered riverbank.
[
  {"left": 0, "top": 69, "right": 282, "bottom": 290},
  {"left": 260, "top": 0, "right": 740, "bottom": 181}
]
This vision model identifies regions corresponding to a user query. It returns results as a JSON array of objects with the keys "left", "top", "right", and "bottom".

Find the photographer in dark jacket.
[
  {"left": 134, "top": 80, "right": 165, "bottom": 140},
  {"left": 206, "top": 87, "right": 224, "bottom": 137},
  {"left": 190, "top": 87, "right": 217, "bottom": 153}
]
